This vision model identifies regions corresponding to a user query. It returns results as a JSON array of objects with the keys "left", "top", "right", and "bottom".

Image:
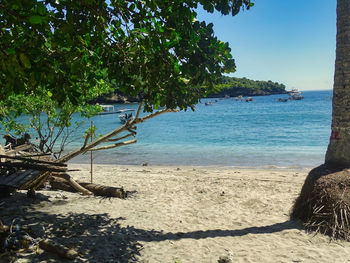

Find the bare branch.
[
  {"left": 58, "top": 107, "right": 178, "bottom": 163},
  {"left": 108, "top": 133, "right": 134, "bottom": 142},
  {"left": 127, "top": 129, "right": 137, "bottom": 136},
  {"left": 135, "top": 101, "right": 144, "bottom": 119},
  {"left": 135, "top": 108, "right": 179, "bottom": 123},
  {"left": 81, "top": 133, "right": 91, "bottom": 149},
  {"left": 58, "top": 123, "right": 129, "bottom": 163},
  {"left": 88, "top": 139, "right": 137, "bottom": 152}
]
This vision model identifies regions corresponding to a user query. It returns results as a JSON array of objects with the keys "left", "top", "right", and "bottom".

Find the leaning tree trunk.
[
  {"left": 325, "top": 0, "right": 350, "bottom": 168},
  {"left": 291, "top": 1, "right": 350, "bottom": 240}
]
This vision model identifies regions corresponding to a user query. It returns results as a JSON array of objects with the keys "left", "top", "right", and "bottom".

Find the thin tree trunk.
[{"left": 325, "top": 0, "right": 350, "bottom": 167}]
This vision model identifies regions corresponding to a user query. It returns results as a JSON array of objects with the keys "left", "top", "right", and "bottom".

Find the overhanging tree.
[{"left": 0, "top": 0, "right": 253, "bottom": 155}]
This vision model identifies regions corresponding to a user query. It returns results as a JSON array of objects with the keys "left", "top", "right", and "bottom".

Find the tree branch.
[
  {"left": 108, "top": 133, "right": 134, "bottom": 142},
  {"left": 88, "top": 139, "right": 137, "bottom": 152},
  {"left": 58, "top": 107, "right": 177, "bottom": 163}
]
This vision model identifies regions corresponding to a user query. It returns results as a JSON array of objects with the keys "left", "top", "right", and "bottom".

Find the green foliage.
[
  {"left": 0, "top": 86, "right": 104, "bottom": 155},
  {"left": 0, "top": 0, "right": 253, "bottom": 111},
  {"left": 0, "top": 0, "right": 254, "bottom": 153},
  {"left": 212, "top": 76, "right": 286, "bottom": 97}
]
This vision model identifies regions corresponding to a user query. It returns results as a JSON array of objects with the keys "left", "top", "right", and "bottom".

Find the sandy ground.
[{"left": 1, "top": 164, "right": 350, "bottom": 263}]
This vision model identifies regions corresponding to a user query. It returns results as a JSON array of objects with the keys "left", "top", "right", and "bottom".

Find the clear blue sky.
[{"left": 196, "top": 0, "right": 337, "bottom": 91}]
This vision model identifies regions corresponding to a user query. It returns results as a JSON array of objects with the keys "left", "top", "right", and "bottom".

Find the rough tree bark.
[
  {"left": 291, "top": 1, "right": 350, "bottom": 240},
  {"left": 325, "top": 0, "right": 350, "bottom": 167}
]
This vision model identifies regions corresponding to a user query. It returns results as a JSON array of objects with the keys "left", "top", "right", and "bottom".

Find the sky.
[{"left": 196, "top": 0, "right": 337, "bottom": 91}]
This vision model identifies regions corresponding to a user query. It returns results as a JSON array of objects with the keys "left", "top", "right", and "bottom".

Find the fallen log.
[
  {"left": 50, "top": 176, "right": 127, "bottom": 198},
  {"left": 79, "top": 182, "right": 127, "bottom": 198},
  {"left": 39, "top": 239, "right": 79, "bottom": 259},
  {"left": 53, "top": 173, "right": 93, "bottom": 196}
]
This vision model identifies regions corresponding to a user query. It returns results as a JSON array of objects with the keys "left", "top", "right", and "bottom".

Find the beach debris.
[
  {"left": 0, "top": 218, "right": 40, "bottom": 261},
  {"left": 0, "top": 218, "right": 79, "bottom": 261},
  {"left": 52, "top": 173, "right": 93, "bottom": 196},
  {"left": 3, "top": 133, "right": 31, "bottom": 150},
  {"left": 0, "top": 101, "right": 178, "bottom": 198},
  {"left": 38, "top": 239, "right": 79, "bottom": 259},
  {"left": 218, "top": 250, "right": 233, "bottom": 263},
  {"left": 50, "top": 176, "right": 127, "bottom": 198}
]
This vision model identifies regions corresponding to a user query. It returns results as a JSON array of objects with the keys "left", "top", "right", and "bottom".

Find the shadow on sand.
[{"left": 0, "top": 192, "right": 302, "bottom": 262}]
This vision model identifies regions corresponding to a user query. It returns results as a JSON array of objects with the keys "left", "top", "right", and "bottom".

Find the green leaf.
[
  {"left": 29, "top": 15, "right": 44, "bottom": 24},
  {"left": 19, "top": 53, "right": 31, "bottom": 69},
  {"left": 5, "top": 48, "right": 15, "bottom": 55}
]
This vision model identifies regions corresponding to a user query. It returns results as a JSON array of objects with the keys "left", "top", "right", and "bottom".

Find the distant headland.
[
  {"left": 207, "top": 76, "right": 287, "bottom": 98},
  {"left": 92, "top": 76, "right": 287, "bottom": 104}
]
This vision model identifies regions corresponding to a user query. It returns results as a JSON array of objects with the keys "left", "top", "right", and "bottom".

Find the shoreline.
[
  {"left": 3, "top": 163, "right": 350, "bottom": 262},
  {"left": 68, "top": 160, "right": 315, "bottom": 172}
]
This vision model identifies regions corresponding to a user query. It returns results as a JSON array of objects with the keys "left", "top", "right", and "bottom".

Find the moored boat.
[
  {"left": 288, "top": 88, "right": 304, "bottom": 100},
  {"left": 98, "top": 105, "right": 118, "bottom": 115},
  {"left": 118, "top": 109, "right": 136, "bottom": 123}
]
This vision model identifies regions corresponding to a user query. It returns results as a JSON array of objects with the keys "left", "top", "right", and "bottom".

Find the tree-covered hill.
[
  {"left": 208, "top": 76, "right": 287, "bottom": 98},
  {"left": 95, "top": 76, "right": 287, "bottom": 103}
]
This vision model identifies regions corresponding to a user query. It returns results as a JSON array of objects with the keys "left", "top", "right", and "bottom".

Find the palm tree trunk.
[{"left": 325, "top": 0, "right": 350, "bottom": 167}]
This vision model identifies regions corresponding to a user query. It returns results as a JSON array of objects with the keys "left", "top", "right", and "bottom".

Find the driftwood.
[
  {"left": 0, "top": 154, "right": 67, "bottom": 167},
  {"left": 53, "top": 173, "right": 93, "bottom": 196},
  {"left": 0, "top": 104, "right": 177, "bottom": 195},
  {"left": 107, "top": 133, "right": 133, "bottom": 142},
  {"left": 39, "top": 239, "right": 79, "bottom": 259},
  {"left": 79, "top": 182, "right": 127, "bottom": 198},
  {"left": 89, "top": 139, "right": 137, "bottom": 152},
  {"left": 50, "top": 176, "right": 127, "bottom": 198},
  {"left": 0, "top": 161, "right": 67, "bottom": 173},
  {"left": 0, "top": 221, "right": 78, "bottom": 259},
  {"left": 5, "top": 144, "right": 33, "bottom": 155}
]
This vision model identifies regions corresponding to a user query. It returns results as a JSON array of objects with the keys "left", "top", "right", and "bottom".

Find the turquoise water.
[
  {"left": 1, "top": 90, "right": 333, "bottom": 168},
  {"left": 68, "top": 90, "right": 332, "bottom": 168}
]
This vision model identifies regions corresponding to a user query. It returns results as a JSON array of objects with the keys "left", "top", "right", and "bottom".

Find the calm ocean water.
[
  {"left": 65, "top": 89, "right": 332, "bottom": 168},
  {"left": 1, "top": 90, "right": 333, "bottom": 168}
]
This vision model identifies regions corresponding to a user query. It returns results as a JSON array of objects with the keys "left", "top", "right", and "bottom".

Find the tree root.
[{"left": 291, "top": 164, "right": 350, "bottom": 240}]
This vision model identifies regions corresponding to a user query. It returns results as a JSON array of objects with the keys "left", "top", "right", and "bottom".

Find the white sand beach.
[{"left": 2, "top": 164, "right": 350, "bottom": 263}]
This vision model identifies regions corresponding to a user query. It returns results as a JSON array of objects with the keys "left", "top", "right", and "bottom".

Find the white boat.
[
  {"left": 288, "top": 89, "right": 304, "bottom": 100},
  {"left": 97, "top": 105, "right": 118, "bottom": 115},
  {"left": 288, "top": 88, "right": 301, "bottom": 96},
  {"left": 118, "top": 109, "right": 136, "bottom": 123}
]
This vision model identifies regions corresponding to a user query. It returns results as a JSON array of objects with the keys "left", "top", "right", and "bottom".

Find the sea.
[{"left": 1, "top": 90, "right": 333, "bottom": 169}]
